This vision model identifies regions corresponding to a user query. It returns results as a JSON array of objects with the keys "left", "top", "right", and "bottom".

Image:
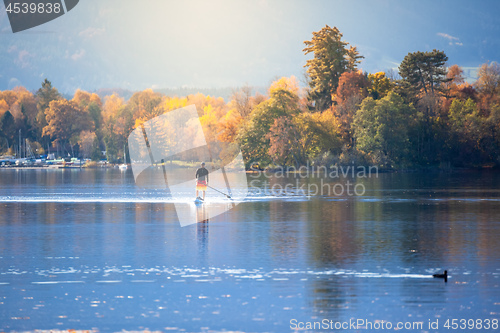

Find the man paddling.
[{"left": 195, "top": 162, "right": 209, "bottom": 201}]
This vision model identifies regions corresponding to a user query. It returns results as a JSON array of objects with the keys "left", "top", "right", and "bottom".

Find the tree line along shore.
[{"left": 1, "top": 25, "right": 500, "bottom": 171}]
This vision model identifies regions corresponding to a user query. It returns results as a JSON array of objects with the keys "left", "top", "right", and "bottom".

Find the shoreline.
[
  {"left": 248, "top": 164, "right": 500, "bottom": 174},
  {"left": 2, "top": 165, "right": 499, "bottom": 173},
  {"left": 0, "top": 165, "right": 117, "bottom": 170}
]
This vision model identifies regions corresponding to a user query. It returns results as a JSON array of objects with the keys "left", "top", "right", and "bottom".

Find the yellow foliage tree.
[
  {"left": 128, "top": 89, "right": 163, "bottom": 125},
  {"left": 160, "top": 96, "right": 188, "bottom": 113},
  {"left": 368, "top": 72, "right": 393, "bottom": 100},
  {"left": 269, "top": 76, "right": 300, "bottom": 96},
  {"left": 103, "top": 94, "right": 125, "bottom": 124},
  {"left": 0, "top": 100, "right": 9, "bottom": 118},
  {"left": 12, "top": 87, "right": 38, "bottom": 127},
  {"left": 0, "top": 90, "right": 17, "bottom": 108},
  {"left": 43, "top": 99, "right": 93, "bottom": 146},
  {"left": 72, "top": 89, "right": 101, "bottom": 108},
  {"left": 217, "top": 108, "right": 242, "bottom": 143}
]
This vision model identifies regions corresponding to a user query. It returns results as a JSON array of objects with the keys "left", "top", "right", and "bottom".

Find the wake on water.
[
  {"left": 0, "top": 265, "right": 443, "bottom": 286},
  {"left": 0, "top": 188, "right": 315, "bottom": 204},
  {"left": 1, "top": 193, "right": 499, "bottom": 204}
]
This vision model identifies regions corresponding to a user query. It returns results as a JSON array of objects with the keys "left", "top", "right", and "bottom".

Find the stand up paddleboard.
[{"left": 194, "top": 197, "right": 204, "bottom": 205}]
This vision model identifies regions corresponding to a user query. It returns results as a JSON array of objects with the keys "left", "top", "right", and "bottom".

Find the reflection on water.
[{"left": 0, "top": 169, "right": 499, "bottom": 332}]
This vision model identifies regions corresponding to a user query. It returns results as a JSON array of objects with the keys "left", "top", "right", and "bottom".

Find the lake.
[{"left": 0, "top": 168, "right": 499, "bottom": 332}]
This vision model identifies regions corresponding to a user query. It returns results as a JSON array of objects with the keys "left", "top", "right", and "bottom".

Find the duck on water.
[{"left": 433, "top": 270, "right": 448, "bottom": 282}]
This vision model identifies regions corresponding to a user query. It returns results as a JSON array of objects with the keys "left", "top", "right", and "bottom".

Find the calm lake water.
[{"left": 0, "top": 168, "right": 499, "bottom": 332}]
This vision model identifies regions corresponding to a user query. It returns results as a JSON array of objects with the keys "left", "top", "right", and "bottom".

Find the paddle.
[{"left": 207, "top": 185, "right": 232, "bottom": 199}]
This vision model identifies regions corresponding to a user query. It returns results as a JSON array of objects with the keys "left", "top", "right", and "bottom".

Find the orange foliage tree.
[
  {"left": 475, "top": 62, "right": 500, "bottom": 114},
  {"left": 333, "top": 70, "right": 370, "bottom": 146},
  {"left": 43, "top": 99, "right": 93, "bottom": 154}
]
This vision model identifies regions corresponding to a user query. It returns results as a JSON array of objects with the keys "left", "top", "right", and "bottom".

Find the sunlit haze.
[{"left": 1, "top": 0, "right": 499, "bottom": 93}]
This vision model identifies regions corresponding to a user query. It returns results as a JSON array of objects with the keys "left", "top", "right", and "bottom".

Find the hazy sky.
[{"left": 1, "top": 0, "right": 499, "bottom": 94}]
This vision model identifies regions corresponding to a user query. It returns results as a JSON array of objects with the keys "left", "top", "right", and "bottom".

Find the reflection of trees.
[
  {"left": 303, "top": 173, "right": 500, "bottom": 315},
  {"left": 308, "top": 278, "right": 350, "bottom": 320},
  {"left": 308, "top": 200, "right": 361, "bottom": 265},
  {"left": 2, "top": 169, "right": 500, "bottom": 320},
  {"left": 268, "top": 201, "right": 300, "bottom": 263}
]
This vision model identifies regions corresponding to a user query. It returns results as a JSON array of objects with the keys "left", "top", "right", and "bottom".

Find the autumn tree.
[
  {"left": 72, "top": 89, "right": 103, "bottom": 133},
  {"left": 335, "top": 71, "right": 369, "bottom": 104},
  {"left": 0, "top": 111, "right": 16, "bottom": 152},
  {"left": 303, "top": 111, "right": 342, "bottom": 157},
  {"left": 448, "top": 99, "right": 480, "bottom": 135},
  {"left": 237, "top": 77, "right": 300, "bottom": 166},
  {"left": 36, "top": 79, "right": 61, "bottom": 143},
  {"left": 447, "top": 99, "right": 484, "bottom": 164},
  {"left": 0, "top": 99, "right": 8, "bottom": 116},
  {"left": 257, "top": 76, "right": 342, "bottom": 166},
  {"left": 485, "top": 104, "right": 500, "bottom": 162},
  {"left": 368, "top": 72, "right": 393, "bottom": 100},
  {"left": 218, "top": 109, "right": 242, "bottom": 144},
  {"left": 475, "top": 62, "right": 500, "bottom": 113},
  {"left": 455, "top": 84, "right": 477, "bottom": 102},
  {"left": 43, "top": 99, "right": 93, "bottom": 155},
  {"left": 102, "top": 94, "right": 126, "bottom": 126},
  {"left": 218, "top": 87, "right": 266, "bottom": 151},
  {"left": 353, "top": 92, "right": 416, "bottom": 167},
  {"left": 440, "top": 64, "right": 466, "bottom": 111},
  {"left": 199, "top": 103, "right": 224, "bottom": 158},
  {"left": 446, "top": 65, "right": 465, "bottom": 86},
  {"left": 102, "top": 94, "right": 131, "bottom": 162},
  {"left": 1, "top": 89, "right": 27, "bottom": 144},
  {"left": 0, "top": 100, "right": 12, "bottom": 152},
  {"left": 229, "top": 85, "right": 255, "bottom": 119},
  {"left": 269, "top": 111, "right": 341, "bottom": 166},
  {"left": 13, "top": 87, "right": 38, "bottom": 136},
  {"left": 445, "top": 98, "right": 500, "bottom": 166},
  {"left": 0, "top": 87, "right": 40, "bottom": 151},
  {"left": 0, "top": 90, "right": 17, "bottom": 111},
  {"left": 333, "top": 70, "right": 370, "bottom": 145},
  {"left": 159, "top": 96, "right": 188, "bottom": 113},
  {"left": 78, "top": 130, "right": 97, "bottom": 159},
  {"left": 128, "top": 89, "right": 163, "bottom": 128},
  {"left": 444, "top": 65, "right": 465, "bottom": 99},
  {"left": 267, "top": 116, "right": 302, "bottom": 166},
  {"left": 303, "top": 25, "right": 363, "bottom": 111},
  {"left": 188, "top": 94, "right": 227, "bottom": 118}
]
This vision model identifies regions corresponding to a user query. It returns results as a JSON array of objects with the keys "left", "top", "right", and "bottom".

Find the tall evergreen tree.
[
  {"left": 303, "top": 25, "right": 363, "bottom": 111},
  {"left": 398, "top": 49, "right": 449, "bottom": 102},
  {"left": 35, "top": 79, "right": 61, "bottom": 143},
  {"left": 398, "top": 50, "right": 449, "bottom": 164}
]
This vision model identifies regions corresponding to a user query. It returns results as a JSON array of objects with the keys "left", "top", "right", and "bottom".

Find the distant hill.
[
  {"left": 94, "top": 88, "right": 136, "bottom": 101},
  {"left": 155, "top": 87, "right": 235, "bottom": 101},
  {"left": 154, "top": 86, "right": 268, "bottom": 101},
  {"left": 92, "top": 86, "right": 268, "bottom": 102}
]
